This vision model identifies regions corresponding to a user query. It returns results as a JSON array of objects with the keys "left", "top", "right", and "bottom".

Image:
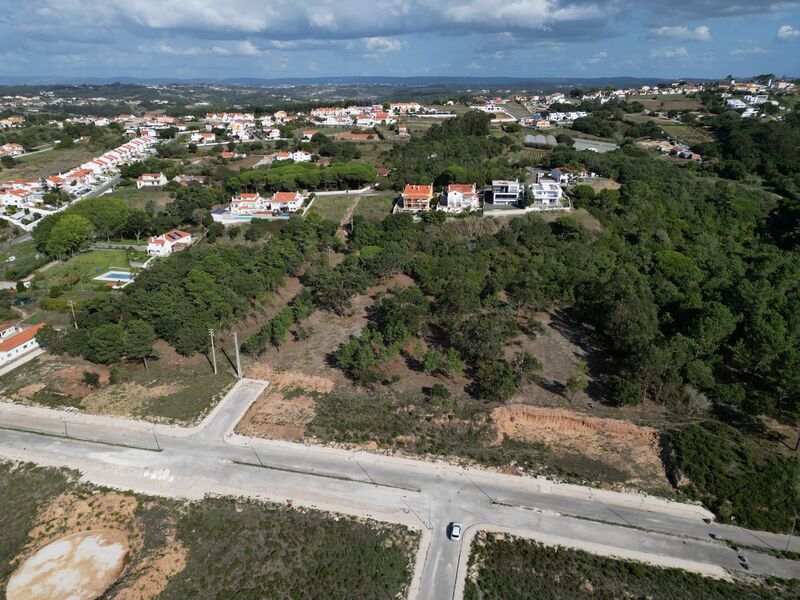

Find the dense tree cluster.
[{"left": 228, "top": 162, "right": 377, "bottom": 195}]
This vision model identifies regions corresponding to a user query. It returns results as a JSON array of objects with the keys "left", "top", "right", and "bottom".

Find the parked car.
[{"left": 448, "top": 522, "right": 462, "bottom": 541}]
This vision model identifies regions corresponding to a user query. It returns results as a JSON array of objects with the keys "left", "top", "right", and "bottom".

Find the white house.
[
  {"left": 390, "top": 102, "right": 421, "bottom": 113},
  {"left": 136, "top": 173, "right": 167, "bottom": 189},
  {"left": 726, "top": 98, "right": 748, "bottom": 110},
  {"left": 491, "top": 180, "right": 523, "bottom": 205},
  {"left": 0, "top": 143, "right": 25, "bottom": 157},
  {"left": 291, "top": 150, "right": 313, "bottom": 163},
  {"left": 147, "top": 229, "right": 194, "bottom": 257},
  {"left": 191, "top": 132, "right": 216, "bottom": 144},
  {"left": 529, "top": 178, "right": 564, "bottom": 206},
  {"left": 441, "top": 183, "right": 480, "bottom": 213},
  {"left": 270, "top": 191, "right": 304, "bottom": 212},
  {"left": 263, "top": 128, "right": 281, "bottom": 140},
  {"left": 231, "top": 193, "right": 268, "bottom": 215},
  {"left": 0, "top": 323, "right": 45, "bottom": 367}
]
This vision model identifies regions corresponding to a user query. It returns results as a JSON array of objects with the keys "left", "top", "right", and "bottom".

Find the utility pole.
[
  {"left": 786, "top": 513, "right": 797, "bottom": 554},
  {"left": 68, "top": 300, "right": 78, "bottom": 329},
  {"left": 232, "top": 331, "right": 242, "bottom": 379},
  {"left": 208, "top": 328, "right": 217, "bottom": 375}
]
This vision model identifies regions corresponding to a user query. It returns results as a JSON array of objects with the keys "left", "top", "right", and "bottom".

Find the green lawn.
[
  {"left": 36, "top": 249, "right": 130, "bottom": 290},
  {"left": 102, "top": 186, "right": 174, "bottom": 211},
  {"left": 630, "top": 94, "right": 703, "bottom": 112},
  {"left": 464, "top": 533, "right": 799, "bottom": 600},
  {"left": 353, "top": 193, "right": 396, "bottom": 221}
]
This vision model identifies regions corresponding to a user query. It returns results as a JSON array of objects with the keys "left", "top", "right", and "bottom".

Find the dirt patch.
[
  {"left": 238, "top": 366, "right": 335, "bottom": 440},
  {"left": 491, "top": 405, "right": 669, "bottom": 489},
  {"left": 80, "top": 382, "right": 183, "bottom": 416},
  {"left": 6, "top": 530, "right": 129, "bottom": 600},
  {"left": 13, "top": 490, "right": 187, "bottom": 600}
]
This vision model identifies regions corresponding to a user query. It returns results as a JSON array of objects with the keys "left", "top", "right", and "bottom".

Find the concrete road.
[
  {"left": 83, "top": 175, "right": 121, "bottom": 199},
  {"left": 1, "top": 382, "right": 798, "bottom": 599}
]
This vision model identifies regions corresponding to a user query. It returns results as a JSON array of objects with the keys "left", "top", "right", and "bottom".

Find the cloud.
[
  {"left": 648, "top": 25, "right": 711, "bottom": 42},
  {"left": 647, "top": 0, "right": 799, "bottom": 18},
  {"left": 777, "top": 25, "right": 800, "bottom": 40},
  {"left": 364, "top": 37, "right": 402, "bottom": 54},
  {"left": 649, "top": 46, "right": 690, "bottom": 58},
  {"left": 730, "top": 46, "right": 768, "bottom": 55}
]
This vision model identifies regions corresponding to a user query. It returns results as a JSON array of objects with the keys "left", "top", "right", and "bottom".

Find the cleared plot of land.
[
  {"left": 0, "top": 343, "right": 235, "bottom": 424},
  {"left": 630, "top": 94, "right": 703, "bottom": 112},
  {"left": 307, "top": 195, "right": 353, "bottom": 224},
  {"left": 0, "top": 147, "right": 98, "bottom": 182},
  {"left": 352, "top": 193, "right": 396, "bottom": 221},
  {"left": 625, "top": 113, "right": 712, "bottom": 146},
  {"left": 464, "top": 532, "right": 798, "bottom": 600},
  {"left": 0, "top": 461, "right": 419, "bottom": 600},
  {"left": 102, "top": 187, "right": 173, "bottom": 211}
]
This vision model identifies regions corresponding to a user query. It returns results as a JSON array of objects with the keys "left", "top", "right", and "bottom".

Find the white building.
[
  {"left": 147, "top": 229, "right": 193, "bottom": 257},
  {"left": 136, "top": 172, "right": 167, "bottom": 189},
  {"left": 0, "top": 323, "right": 45, "bottom": 367},
  {"left": 441, "top": 183, "right": 480, "bottom": 213},
  {"left": 529, "top": 178, "right": 564, "bottom": 206},
  {"left": 491, "top": 180, "right": 523, "bottom": 205}
]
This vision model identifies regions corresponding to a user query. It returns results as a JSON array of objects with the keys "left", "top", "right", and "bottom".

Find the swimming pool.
[{"left": 94, "top": 270, "right": 136, "bottom": 286}]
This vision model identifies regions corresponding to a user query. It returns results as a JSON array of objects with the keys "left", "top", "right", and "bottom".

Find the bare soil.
[
  {"left": 12, "top": 489, "right": 187, "bottom": 600},
  {"left": 491, "top": 405, "right": 670, "bottom": 490}
]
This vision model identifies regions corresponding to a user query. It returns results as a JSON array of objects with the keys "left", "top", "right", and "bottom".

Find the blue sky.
[{"left": 1, "top": 1, "right": 799, "bottom": 80}]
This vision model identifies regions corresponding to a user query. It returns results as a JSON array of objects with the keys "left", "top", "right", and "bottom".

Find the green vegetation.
[
  {"left": 353, "top": 193, "right": 396, "bottom": 221},
  {"left": 463, "top": 533, "right": 799, "bottom": 600},
  {"left": 307, "top": 195, "right": 352, "bottom": 223},
  {"left": 36, "top": 249, "right": 130, "bottom": 288},
  {"left": 161, "top": 496, "right": 417, "bottom": 600},
  {"left": 230, "top": 162, "right": 377, "bottom": 194},
  {"left": 0, "top": 462, "right": 72, "bottom": 586},
  {"left": 1, "top": 239, "right": 49, "bottom": 281},
  {"left": 0, "top": 461, "right": 418, "bottom": 600},
  {"left": 669, "top": 421, "right": 799, "bottom": 533}
]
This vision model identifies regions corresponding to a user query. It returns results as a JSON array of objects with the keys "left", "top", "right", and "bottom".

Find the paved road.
[
  {"left": 83, "top": 175, "right": 120, "bottom": 199},
  {"left": 1, "top": 382, "right": 798, "bottom": 599}
]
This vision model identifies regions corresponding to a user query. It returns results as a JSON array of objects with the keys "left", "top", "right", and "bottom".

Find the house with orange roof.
[
  {"left": 271, "top": 191, "right": 304, "bottom": 213},
  {"left": 0, "top": 323, "right": 46, "bottom": 368},
  {"left": 230, "top": 192, "right": 268, "bottom": 215},
  {"left": 400, "top": 184, "right": 434, "bottom": 212},
  {"left": 0, "top": 143, "right": 25, "bottom": 157},
  {"left": 147, "top": 229, "right": 194, "bottom": 257}
]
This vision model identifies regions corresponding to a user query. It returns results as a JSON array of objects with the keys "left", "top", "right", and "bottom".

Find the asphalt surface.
[{"left": 1, "top": 381, "right": 798, "bottom": 599}]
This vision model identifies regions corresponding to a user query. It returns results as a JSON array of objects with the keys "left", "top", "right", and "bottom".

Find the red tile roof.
[
  {"left": 402, "top": 184, "right": 433, "bottom": 200},
  {"left": 0, "top": 324, "right": 45, "bottom": 353},
  {"left": 273, "top": 191, "right": 301, "bottom": 202}
]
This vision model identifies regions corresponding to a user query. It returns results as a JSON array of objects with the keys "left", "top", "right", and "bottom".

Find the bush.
[
  {"left": 607, "top": 375, "right": 642, "bottom": 406},
  {"left": 48, "top": 286, "right": 63, "bottom": 298},
  {"left": 82, "top": 371, "right": 101, "bottom": 388}
]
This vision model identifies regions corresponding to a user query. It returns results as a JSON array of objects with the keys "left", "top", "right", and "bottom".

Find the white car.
[
  {"left": 448, "top": 522, "right": 462, "bottom": 541},
  {"left": 5, "top": 256, "right": 15, "bottom": 263}
]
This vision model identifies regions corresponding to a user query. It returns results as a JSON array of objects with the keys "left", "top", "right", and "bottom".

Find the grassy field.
[
  {"left": 0, "top": 147, "right": 97, "bottom": 182},
  {"left": 464, "top": 533, "right": 799, "bottom": 600},
  {"left": 0, "top": 239, "right": 49, "bottom": 281},
  {"left": 353, "top": 193, "right": 396, "bottom": 221},
  {"left": 307, "top": 195, "right": 353, "bottom": 224},
  {"left": 624, "top": 114, "right": 712, "bottom": 146},
  {"left": 35, "top": 249, "right": 130, "bottom": 290},
  {"left": 630, "top": 94, "right": 703, "bottom": 112},
  {"left": 0, "top": 461, "right": 418, "bottom": 600},
  {"left": 102, "top": 186, "right": 173, "bottom": 211}
]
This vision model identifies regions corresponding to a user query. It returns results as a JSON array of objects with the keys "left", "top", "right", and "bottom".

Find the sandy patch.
[
  {"left": 7, "top": 530, "right": 129, "bottom": 600},
  {"left": 12, "top": 382, "right": 46, "bottom": 400},
  {"left": 492, "top": 405, "right": 668, "bottom": 488},
  {"left": 17, "top": 490, "right": 187, "bottom": 600}
]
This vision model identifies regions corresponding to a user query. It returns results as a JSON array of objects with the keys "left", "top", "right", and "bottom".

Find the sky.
[{"left": 0, "top": 1, "right": 799, "bottom": 81}]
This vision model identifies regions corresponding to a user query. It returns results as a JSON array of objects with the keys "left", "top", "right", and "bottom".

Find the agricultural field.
[
  {"left": 0, "top": 147, "right": 97, "bottom": 182},
  {"left": 0, "top": 343, "right": 236, "bottom": 424},
  {"left": 629, "top": 94, "right": 703, "bottom": 112},
  {"left": 0, "top": 461, "right": 419, "bottom": 600},
  {"left": 463, "top": 533, "right": 799, "bottom": 600},
  {"left": 625, "top": 113, "right": 713, "bottom": 146}
]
